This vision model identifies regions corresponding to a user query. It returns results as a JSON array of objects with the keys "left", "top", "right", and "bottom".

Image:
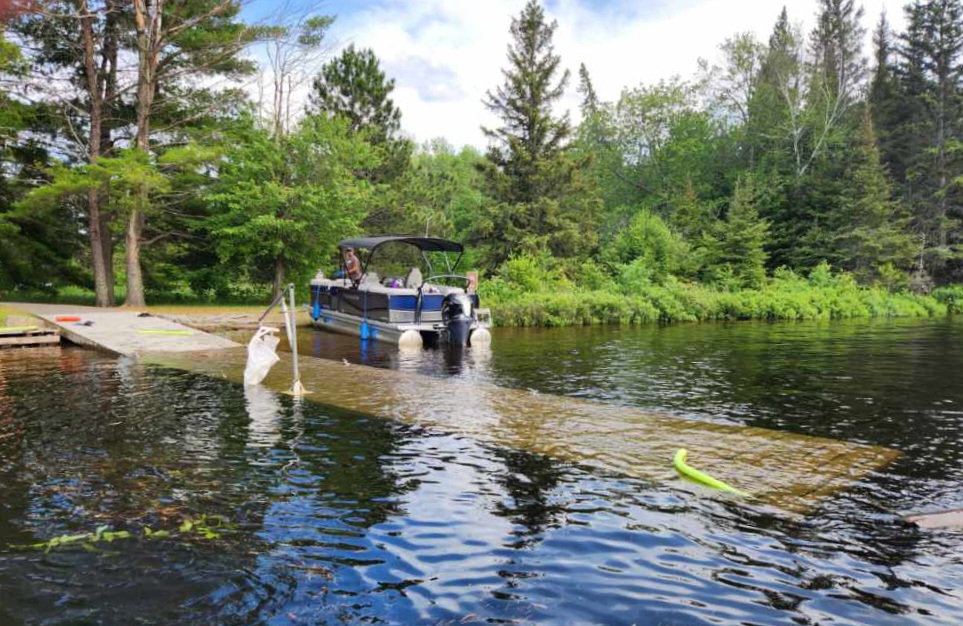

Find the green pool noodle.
[
  {"left": 674, "top": 448, "right": 749, "bottom": 497},
  {"left": 137, "top": 329, "right": 194, "bottom": 336}
]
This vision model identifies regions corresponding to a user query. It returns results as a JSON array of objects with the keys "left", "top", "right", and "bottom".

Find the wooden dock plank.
[
  {"left": 0, "top": 332, "right": 60, "bottom": 348},
  {"left": 33, "top": 311, "right": 239, "bottom": 356}
]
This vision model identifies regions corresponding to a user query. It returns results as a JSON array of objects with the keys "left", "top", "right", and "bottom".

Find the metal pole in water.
[{"left": 288, "top": 283, "right": 307, "bottom": 397}]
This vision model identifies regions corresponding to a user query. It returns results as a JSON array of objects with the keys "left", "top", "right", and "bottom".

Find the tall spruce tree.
[
  {"left": 831, "top": 109, "right": 915, "bottom": 281},
  {"left": 577, "top": 62, "right": 599, "bottom": 115},
  {"left": 477, "top": 0, "right": 598, "bottom": 267},
  {"left": 869, "top": 12, "right": 904, "bottom": 179},
  {"left": 895, "top": 0, "right": 963, "bottom": 279},
  {"left": 750, "top": 7, "right": 805, "bottom": 175},
  {"left": 482, "top": 0, "right": 570, "bottom": 205},
  {"left": 702, "top": 174, "right": 770, "bottom": 289}
]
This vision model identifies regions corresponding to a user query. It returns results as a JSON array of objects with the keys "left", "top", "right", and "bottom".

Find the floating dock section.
[
  {"left": 0, "top": 325, "right": 59, "bottom": 348},
  {"left": 23, "top": 307, "right": 238, "bottom": 356}
]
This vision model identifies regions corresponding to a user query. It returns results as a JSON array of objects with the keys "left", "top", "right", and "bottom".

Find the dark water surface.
[{"left": 2, "top": 319, "right": 963, "bottom": 625}]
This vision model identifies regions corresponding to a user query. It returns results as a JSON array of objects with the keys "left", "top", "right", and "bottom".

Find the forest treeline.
[{"left": 1, "top": 0, "right": 962, "bottom": 322}]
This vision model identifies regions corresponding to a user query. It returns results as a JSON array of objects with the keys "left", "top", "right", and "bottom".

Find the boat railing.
[
  {"left": 415, "top": 274, "right": 472, "bottom": 323},
  {"left": 421, "top": 273, "right": 470, "bottom": 288}
]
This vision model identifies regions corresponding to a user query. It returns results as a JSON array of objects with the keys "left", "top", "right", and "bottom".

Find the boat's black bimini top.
[{"left": 338, "top": 235, "right": 464, "bottom": 254}]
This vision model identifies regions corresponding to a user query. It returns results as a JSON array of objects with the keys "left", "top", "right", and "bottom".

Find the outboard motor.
[{"left": 442, "top": 293, "right": 474, "bottom": 346}]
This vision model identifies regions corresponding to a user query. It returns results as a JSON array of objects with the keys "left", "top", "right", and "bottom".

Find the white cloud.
[{"left": 322, "top": 0, "right": 906, "bottom": 148}]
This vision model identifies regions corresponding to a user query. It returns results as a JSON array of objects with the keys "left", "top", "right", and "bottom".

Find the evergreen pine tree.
[
  {"left": 310, "top": 45, "right": 402, "bottom": 137},
  {"left": 475, "top": 0, "right": 598, "bottom": 266},
  {"left": 809, "top": 0, "right": 867, "bottom": 106},
  {"left": 869, "top": 12, "right": 905, "bottom": 180},
  {"left": 831, "top": 109, "right": 916, "bottom": 281},
  {"left": 703, "top": 175, "right": 770, "bottom": 289},
  {"left": 746, "top": 8, "right": 803, "bottom": 269},
  {"left": 894, "top": 0, "right": 963, "bottom": 279},
  {"left": 309, "top": 44, "right": 411, "bottom": 184},
  {"left": 577, "top": 63, "right": 599, "bottom": 116},
  {"left": 482, "top": 0, "right": 571, "bottom": 204}
]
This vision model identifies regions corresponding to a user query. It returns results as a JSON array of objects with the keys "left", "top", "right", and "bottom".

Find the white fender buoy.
[
  {"left": 469, "top": 327, "right": 492, "bottom": 346},
  {"left": 398, "top": 329, "right": 423, "bottom": 349}
]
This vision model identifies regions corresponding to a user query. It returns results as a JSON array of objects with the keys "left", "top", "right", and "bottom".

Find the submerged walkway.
[
  {"left": 4, "top": 303, "right": 238, "bottom": 356},
  {"left": 5, "top": 301, "right": 900, "bottom": 512},
  {"left": 149, "top": 348, "right": 899, "bottom": 513}
]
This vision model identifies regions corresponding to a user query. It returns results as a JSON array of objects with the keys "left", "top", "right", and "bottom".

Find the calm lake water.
[{"left": 2, "top": 318, "right": 962, "bottom": 625}]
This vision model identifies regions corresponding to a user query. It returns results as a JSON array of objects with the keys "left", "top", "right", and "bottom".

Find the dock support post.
[{"left": 287, "top": 284, "right": 307, "bottom": 398}]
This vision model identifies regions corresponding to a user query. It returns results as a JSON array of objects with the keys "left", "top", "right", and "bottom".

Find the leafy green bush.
[
  {"left": 603, "top": 209, "right": 689, "bottom": 281},
  {"left": 575, "top": 259, "right": 619, "bottom": 292},
  {"left": 933, "top": 285, "right": 963, "bottom": 313},
  {"left": 875, "top": 262, "right": 911, "bottom": 292},
  {"left": 487, "top": 261, "right": 950, "bottom": 327},
  {"left": 496, "top": 251, "right": 570, "bottom": 294},
  {"left": 617, "top": 258, "right": 657, "bottom": 291}
]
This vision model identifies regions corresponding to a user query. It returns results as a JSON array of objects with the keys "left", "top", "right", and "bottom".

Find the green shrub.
[
  {"left": 487, "top": 264, "right": 951, "bottom": 327},
  {"left": 617, "top": 258, "right": 656, "bottom": 292},
  {"left": 875, "top": 263, "right": 911, "bottom": 292},
  {"left": 575, "top": 259, "right": 619, "bottom": 292},
  {"left": 604, "top": 208, "right": 689, "bottom": 281},
  {"left": 933, "top": 285, "right": 963, "bottom": 313},
  {"left": 497, "top": 251, "right": 570, "bottom": 294}
]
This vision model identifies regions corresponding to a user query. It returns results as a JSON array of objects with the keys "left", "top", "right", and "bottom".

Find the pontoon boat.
[{"left": 309, "top": 236, "right": 492, "bottom": 348}]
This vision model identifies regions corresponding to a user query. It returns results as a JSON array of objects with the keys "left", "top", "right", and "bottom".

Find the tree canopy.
[{"left": 2, "top": 0, "right": 962, "bottom": 307}]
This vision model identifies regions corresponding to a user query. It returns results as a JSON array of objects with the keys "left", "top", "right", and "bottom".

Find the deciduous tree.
[{"left": 204, "top": 116, "right": 378, "bottom": 297}]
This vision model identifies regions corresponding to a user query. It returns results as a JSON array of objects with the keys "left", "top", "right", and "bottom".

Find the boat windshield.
[{"left": 356, "top": 241, "right": 465, "bottom": 290}]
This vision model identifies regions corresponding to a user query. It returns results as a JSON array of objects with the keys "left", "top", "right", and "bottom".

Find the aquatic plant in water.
[
  {"left": 15, "top": 525, "right": 132, "bottom": 552},
  {"left": 12, "top": 515, "right": 229, "bottom": 552}
]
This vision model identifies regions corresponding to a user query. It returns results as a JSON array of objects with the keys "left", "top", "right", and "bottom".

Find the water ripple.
[{"left": 2, "top": 320, "right": 963, "bottom": 625}]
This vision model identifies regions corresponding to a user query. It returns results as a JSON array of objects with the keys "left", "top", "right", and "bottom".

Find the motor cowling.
[{"left": 442, "top": 293, "right": 474, "bottom": 346}]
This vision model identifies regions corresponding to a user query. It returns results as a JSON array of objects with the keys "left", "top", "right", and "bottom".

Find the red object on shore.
[{"left": 55, "top": 316, "right": 81, "bottom": 322}]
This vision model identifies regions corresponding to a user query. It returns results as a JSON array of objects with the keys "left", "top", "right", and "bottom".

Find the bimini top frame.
[{"left": 338, "top": 235, "right": 465, "bottom": 278}]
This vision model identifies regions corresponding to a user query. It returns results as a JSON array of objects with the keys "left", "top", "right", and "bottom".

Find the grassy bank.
[
  {"left": 6, "top": 264, "right": 962, "bottom": 329},
  {"left": 0, "top": 283, "right": 273, "bottom": 307},
  {"left": 480, "top": 264, "right": 962, "bottom": 327}
]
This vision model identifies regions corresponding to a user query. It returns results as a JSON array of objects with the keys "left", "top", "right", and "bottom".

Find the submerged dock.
[
  {"left": 148, "top": 348, "right": 899, "bottom": 512},
  {"left": 7, "top": 302, "right": 899, "bottom": 512}
]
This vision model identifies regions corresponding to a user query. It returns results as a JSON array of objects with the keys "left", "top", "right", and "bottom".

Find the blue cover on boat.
[{"left": 390, "top": 294, "right": 445, "bottom": 311}]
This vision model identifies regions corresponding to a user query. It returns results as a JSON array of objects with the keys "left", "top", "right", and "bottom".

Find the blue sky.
[{"left": 240, "top": 0, "right": 905, "bottom": 148}]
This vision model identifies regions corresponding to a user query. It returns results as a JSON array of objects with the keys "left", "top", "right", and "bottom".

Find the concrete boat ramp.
[{"left": 7, "top": 302, "right": 901, "bottom": 513}]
